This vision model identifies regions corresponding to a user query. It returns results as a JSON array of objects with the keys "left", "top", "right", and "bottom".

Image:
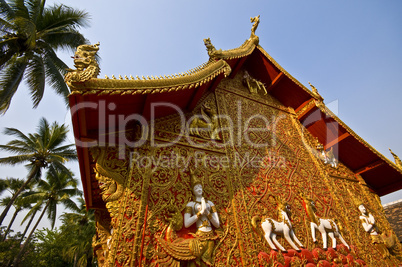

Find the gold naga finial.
[
  {"left": 250, "top": 15, "right": 260, "bottom": 36},
  {"left": 203, "top": 37, "right": 223, "bottom": 60},
  {"left": 65, "top": 42, "right": 101, "bottom": 87},
  {"left": 389, "top": 148, "right": 402, "bottom": 169},
  {"left": 308, "top": 82, "right": 324, "bottom": 102},
  {"left": 249, "top": 15, "right": 260, "bottom": 45}
]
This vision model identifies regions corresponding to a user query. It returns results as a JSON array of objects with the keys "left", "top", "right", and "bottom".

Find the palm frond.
[
  {"left": 38, "top": 4, "right": 90, "bottom": 32},
  {"left": 26, "top": 53, "right": 45, "bottom": 107},
  {"left": 0, "top": 0, "right": 16, "bottom": 21},
  {"left": 39, "top": 43, "right": 68, "bottom": 71},
  {"left": 43, "top": 49, "right": 69, "bottom": 103},
  {"left": 51, "top": 144, "right": 76, "bottom": 153},
  {"left": 46, "top": 121, "right": 69, "bottom": 148},
  {"left": 0, "top": 55, "right": 28, "bottom": 114},
  {"left": 37, "top": 116, "right": 50, "bottom": 140},
  {"left": 40, "top": 30, "right": 87, "bottom": 51},
  {"left": 5, "top": 140, "right": 36, "bottom": 151},
  {"left": 0, "top": 144, "right": 35, "bottom": 154},
  {"left": 20, "top": 202, "right": 40, "bottom": 224},
  {"left": 0, "top": 154, "right": 34, "bottom": 165},
  {"left": 26, "top": 0, "right": 41, "bottom": 24},
  {"left": 0, "top": 195, "right": 12, "bottom": 206},
  {"left": 61, "top": 197, "right": 79, "bottom": 212},
  {"left": 0, "top": 48, "right": 17, "bottom": 70},
  {"left": 3, "top": 126, "right": 36, "bottom": 146},
  {"left": 9, "top": 0, "right": 29, "bottom": 19},
  {"left": 49, "top": 160, "right": 75, "bottom": 177}
]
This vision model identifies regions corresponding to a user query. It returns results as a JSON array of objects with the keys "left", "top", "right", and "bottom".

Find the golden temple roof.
[{"left": 66, "top": 15, "right": 402, "bottom": 200}]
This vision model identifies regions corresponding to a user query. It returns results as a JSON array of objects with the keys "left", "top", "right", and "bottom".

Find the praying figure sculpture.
[
  {"left": 184, "top": 173, "right": 220, "bottom": 266},
  {"left": 154, "top": 172, "right": 220, "bottom": 267},
  {"left": 358, "top": 204, "right": 391, "bottom": 258}
]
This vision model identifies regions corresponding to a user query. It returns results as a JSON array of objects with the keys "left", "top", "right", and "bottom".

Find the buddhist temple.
[{"left": 65, "top": 16, "right": 402, "bottom": 266}]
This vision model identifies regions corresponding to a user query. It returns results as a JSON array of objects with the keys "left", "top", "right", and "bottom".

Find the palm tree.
[
  {"left": 14, "top": 168, "right": 80, "bottom": 266},
  {"left": 0, "top": 177, "right": 34, "bottom": 241},
  {"left": 61, "top": 197, "right": 95, "bottom": 267},
  {"left": 0, "top": 0, "right": 90, "bottom": 114},
  {"left": 18, "top": 200, "right": 41, "bottom": 244},
  {"left": 0, "top": 117, "right": 77, "bottom": 225},
  {"left": 0, "top": 196, "right": 32, "bottom": 242}
]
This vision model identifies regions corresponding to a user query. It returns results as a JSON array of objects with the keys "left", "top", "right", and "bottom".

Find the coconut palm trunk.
[
  {"left": 0, "top": 166, "right": 39, "bottom": 226},
  {"left": 1, "top": 207, "right": 20, "bottom": 241},
  {"left": 19, "top": 209, "right": 37, "bottom": 245},
  {"left": 14, "top": 200, "right": 50, "bottom": 266}
]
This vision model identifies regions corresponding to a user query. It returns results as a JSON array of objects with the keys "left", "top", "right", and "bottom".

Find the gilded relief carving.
[
  {"left": 243, "top": 71, "right": 267, "bottom": 95},
  {"left": 312, "top": 138, "right": 338, "bottom": 168},
  {"left": 92, "top": 68, "right": 401, "bottom": 266},
  {"left": 154, "top": 171, "right": 221, "bottom": 266},
  {"left": 251, "top": 197, "right": 304, "bottom": 252},
  {"left": 300, "top": 193, "right": 350, "bottom": 250},
  {"left": 189, "top": 102, "right": 221, "bottom": 140}
]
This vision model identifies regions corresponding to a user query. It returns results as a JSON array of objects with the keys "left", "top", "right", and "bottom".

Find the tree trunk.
[
  {"left": 0, "top": 165, "right": 38, "bottom": 226},
  {"left": 1, "top": 207, "right": 20, "bottom": 241},
  {"left": 87, "top": 255, "right": 93, "bottom": 267},
  {"left": 13, "top": 200, "right": 49, "bottom": 267},
  {"left": 19, "top": 209, "right": 37, "bottom": 245}
]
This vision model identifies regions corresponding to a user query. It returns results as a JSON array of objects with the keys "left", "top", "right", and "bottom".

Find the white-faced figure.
[
  {"left": 184, "top": 184, "right": 220, "bottom": 232},
  {"left": 359, "top": 204, "right": 378, "bottom": 236},
  {"left": 184, "top": 180, "right": 220, "bottom": 266},
  {"left": 358, "top": 203, "right": 390, "bottom": 258}
]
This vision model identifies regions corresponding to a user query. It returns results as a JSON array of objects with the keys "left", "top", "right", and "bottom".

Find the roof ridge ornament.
[
  {"left": 65, "top": 42, "right": 100, "bottom": 88},
  {"left": 203, "top": 38, "right": 223, "bottom": 60},
  {"left": 389, "top": 148, "right": 402, "bottom": 169},
  {"left": 203, "top": 16, "right": 261, "bottom": 61},
  {"left": 308, "top": 82, "right": 324, "bottom": 102},
  {"left": 250, "top": 15, "right": 260, "bottom": 45}
]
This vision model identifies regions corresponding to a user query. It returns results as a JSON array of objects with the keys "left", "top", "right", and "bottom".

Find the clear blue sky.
[{"left": 1, "top": 0, "right": 401, "bottom": 231}]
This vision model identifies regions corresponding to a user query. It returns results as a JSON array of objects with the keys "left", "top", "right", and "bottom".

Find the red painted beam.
[
  {"left": 266, "top": 72, "right": 284, "bottom": 93},
  {"left": 324, "top": 132, "right": 350, "bottom": 150},
  {"left": 355, "top": 160, "right": 384, "bottom": 175}
]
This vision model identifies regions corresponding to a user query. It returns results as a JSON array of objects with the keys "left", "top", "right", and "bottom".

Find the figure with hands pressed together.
[
  {"left": 358, "top": 204, "right": 390, "bottom": 258},
  {"left": 184, "top": 173, "right": 220, "bottom": 266}
]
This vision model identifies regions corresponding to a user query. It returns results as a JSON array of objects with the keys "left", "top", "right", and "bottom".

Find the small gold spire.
[
  {"left": 112, "top": 75, "right": 116, "bottom": 79},
  {"left": 308, "top": 82, "right": 324, "bottom": 102},
  {"left": 389, "top": 148, "right": 402, "bottom": 169}
]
